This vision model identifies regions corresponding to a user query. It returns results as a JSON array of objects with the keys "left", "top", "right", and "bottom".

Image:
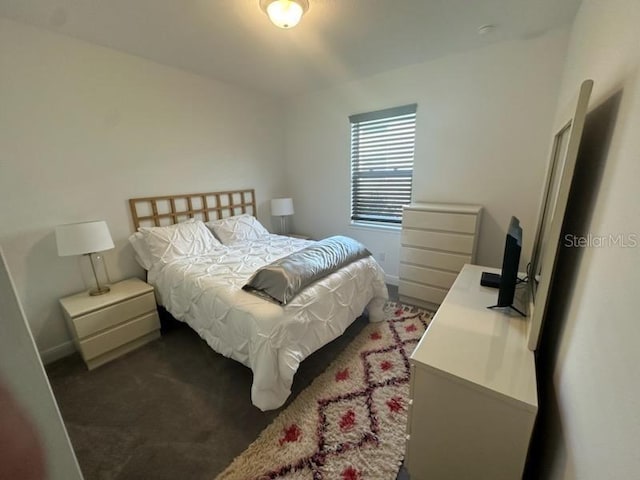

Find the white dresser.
[
  {"left": 399, "top": 202, "right": 482, "bottom": 310},
  {"left": 405, "top": 264, "right": 537, "bottom": 480}
]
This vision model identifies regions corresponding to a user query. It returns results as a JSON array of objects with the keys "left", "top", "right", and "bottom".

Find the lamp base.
[{"left": 89, "top": 285, "right": 111, "bottom": 296}]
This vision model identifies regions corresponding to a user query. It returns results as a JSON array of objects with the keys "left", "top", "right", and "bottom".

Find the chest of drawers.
[{"left": 399, "top": 202, "right": 482, "bottom": 310}]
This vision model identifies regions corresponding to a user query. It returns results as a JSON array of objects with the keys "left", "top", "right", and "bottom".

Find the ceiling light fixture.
[{"left": 260, "top": 0, "right": 309, "bottom": 29}]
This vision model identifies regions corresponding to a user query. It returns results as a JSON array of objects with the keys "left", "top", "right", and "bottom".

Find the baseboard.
[
  {"left": 385, "top": 274, "right": 399, "bottom": 286},
  {"left": 40, "top": 341, "right": 76, "bottom": 365}
]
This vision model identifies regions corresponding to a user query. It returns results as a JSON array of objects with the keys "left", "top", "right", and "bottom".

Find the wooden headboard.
[{"left": 128, "top": 188, "right": 256, "bottom": 230}]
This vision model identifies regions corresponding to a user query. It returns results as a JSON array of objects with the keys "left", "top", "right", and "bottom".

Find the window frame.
[{"left": 349, "top": 103, "right": 417, "bottom": 228}]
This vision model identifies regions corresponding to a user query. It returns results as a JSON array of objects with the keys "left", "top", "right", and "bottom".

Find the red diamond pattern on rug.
[
  {"left": 362, "top": 346, "right": 409, "bottom": 387},
  {"left": 386, "top": 397, "right": 404, "bottom": 414},
  {"left": 320, "top": 393, "right": 374, "bottom": 452},
  {"left": 395, "top": 318, "right": 424, "bottom": 343},
  {"left": 335, "top": 368, "right": 350, "bottom": 382},
  {"left": 341, "top": 466, "right": 362, "bottom": 480},
  {"left": 279, "top": 424, "right": 303, "bottom": 446},
  {"left": 216, "top": 303, "right": 432, "bottom": 480}
]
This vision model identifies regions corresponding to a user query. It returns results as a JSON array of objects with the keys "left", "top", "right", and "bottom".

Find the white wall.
[
  {"left": 283, "top": 28, "right": 570, "bottom": 280},
  {"left": 0, "top": 18, "right": 285, "bottom": 360},
  {"left": 532, "top": 1, "right": 640, "bottom": 478}
]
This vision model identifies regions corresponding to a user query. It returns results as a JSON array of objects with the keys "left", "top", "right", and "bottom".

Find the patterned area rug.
[{"left": 216, "top": 302, "right": 433, "bottom": 480}]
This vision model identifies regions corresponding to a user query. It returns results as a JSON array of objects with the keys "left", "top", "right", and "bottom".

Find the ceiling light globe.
[{"left": 262, "top": 0, "right": 308, "bottom": 29}]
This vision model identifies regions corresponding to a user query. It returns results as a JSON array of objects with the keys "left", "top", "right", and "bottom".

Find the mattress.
[{"left": 148, "top": 234, "right": 388, "bottom": 410}]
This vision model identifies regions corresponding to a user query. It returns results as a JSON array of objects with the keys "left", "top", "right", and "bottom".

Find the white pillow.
[
  {"left": 128, "top": 231, "right": 155, "bottom": 270},
  {"left": 206, "top": 214, "right": 269, "bottom": 245},
  {"left": 138, "top": 220, "right": 220, "bottom": 265}
]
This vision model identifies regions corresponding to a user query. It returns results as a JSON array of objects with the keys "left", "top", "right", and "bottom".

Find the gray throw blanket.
[{"left": 243, "top": 235, "right": 371, "bottom": 305}]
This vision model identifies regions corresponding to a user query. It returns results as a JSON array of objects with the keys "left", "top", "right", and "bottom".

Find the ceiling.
[{"left": 0, "top": 0, "right": 581, "bottom": 97}]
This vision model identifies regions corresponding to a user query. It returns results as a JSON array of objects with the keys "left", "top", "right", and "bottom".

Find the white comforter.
[{"left": 148, "top": 234, "right": 388, "bottom": 410}]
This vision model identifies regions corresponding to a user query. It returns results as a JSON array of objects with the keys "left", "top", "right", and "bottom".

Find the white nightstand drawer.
[
  {"left": 73, "top": 291, "right": 156, "bottom": 338},
  {"left": 79, "top": 311, "right": 160, "bottom": 361}
]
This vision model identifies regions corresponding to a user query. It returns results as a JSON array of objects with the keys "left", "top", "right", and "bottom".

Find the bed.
[{"left": 128, "top": 189, "right": 388, "bottom": 410}]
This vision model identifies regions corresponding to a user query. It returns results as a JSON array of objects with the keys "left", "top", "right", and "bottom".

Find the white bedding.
[{"left": 148, "top": 234, "right": 388, "bottom": 410}]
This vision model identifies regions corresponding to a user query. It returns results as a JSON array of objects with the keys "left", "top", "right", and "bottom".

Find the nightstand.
[{"left": 59, "top": 278, "right": 161, "bottom": 370}]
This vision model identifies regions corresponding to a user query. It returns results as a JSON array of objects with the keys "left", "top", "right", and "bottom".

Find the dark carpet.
[{"left": 46, "top": 286, "right": 410, "bottom": 480}]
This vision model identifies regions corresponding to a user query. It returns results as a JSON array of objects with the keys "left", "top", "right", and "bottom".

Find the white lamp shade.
[
  {"left": 271, "top": 198, "right": 294, "bottom": 216},
  {"left": 55, "top": 221, "right": 115, "bottom": 256}
]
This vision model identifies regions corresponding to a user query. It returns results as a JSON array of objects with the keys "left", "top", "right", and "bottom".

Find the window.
[{"left": 349, "top": 104, "right": 417, "bottom": 225}]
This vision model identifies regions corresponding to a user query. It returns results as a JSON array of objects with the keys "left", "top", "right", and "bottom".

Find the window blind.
[{"left": 349, "top": 104, "right": 417, "bottom": 224}]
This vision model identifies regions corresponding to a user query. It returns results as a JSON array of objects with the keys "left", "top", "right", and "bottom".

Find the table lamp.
[
  {"left": 55, "top": 220, "right": 115, "bottom": 296},
  {"left": 270, "top": 198, "right": 294, "bottom": 234}
]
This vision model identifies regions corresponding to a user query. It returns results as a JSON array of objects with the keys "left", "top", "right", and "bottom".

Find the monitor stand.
[{"left": 487, "top": 304, "right": 526, "bottom": 317}]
